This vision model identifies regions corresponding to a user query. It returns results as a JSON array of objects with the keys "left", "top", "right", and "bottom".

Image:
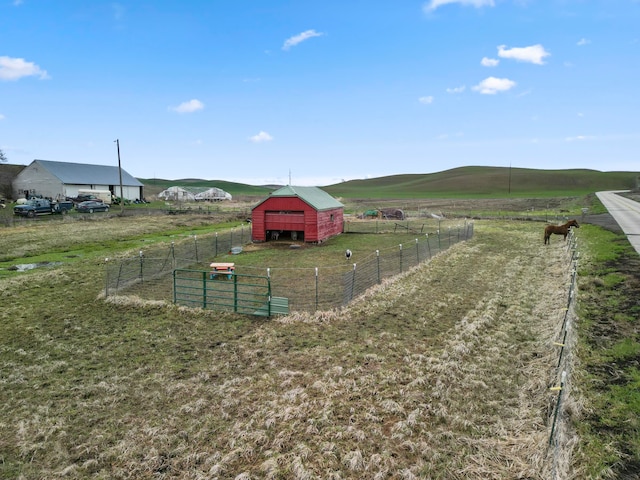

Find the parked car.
[
  {"left": 76, "top": 201, "right": 110, "bottom": 213},
  {"left": 13, "top": 198, "right": 74, "bottom": 217},
  {"left": 73, "top": 194, "right": 100, "bottom": 203}
]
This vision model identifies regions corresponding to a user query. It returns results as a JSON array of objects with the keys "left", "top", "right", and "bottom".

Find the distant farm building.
[
  {"left": 359, "top": 208, "right": 404, "bottom": 220},
  {"left": 195, "top": 187, "right": 232, "bottom": 201},
  {"left": 158, "top": 186, "right": 232, "bottom": 202},
  {"left": 251, "top": 186, "right": 344, "bottom": 243},
  {"left": 158, "top": 186, "right": 195, "bottom": 202},
  {"left": 12, "top": 159, "right": 144, "bottom": 201}
]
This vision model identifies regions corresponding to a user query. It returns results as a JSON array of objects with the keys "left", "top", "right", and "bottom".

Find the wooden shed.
[{"left": 251, "top": 186, "right": 344, "bottom": 243}]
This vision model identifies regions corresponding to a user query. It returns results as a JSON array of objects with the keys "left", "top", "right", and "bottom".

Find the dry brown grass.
[{"left": 0, "top": 220, "right": 577, "bottom": 478}]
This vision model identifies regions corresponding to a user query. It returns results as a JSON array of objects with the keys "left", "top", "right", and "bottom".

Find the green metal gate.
[{"left": 173, "top": 269, "right": 289, "bottom": 317}]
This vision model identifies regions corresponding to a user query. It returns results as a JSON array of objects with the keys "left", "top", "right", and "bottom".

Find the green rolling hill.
[
  {"left": 139, "top": 167, "right": 639, "bottom": 200},
  {"left": 323, "top": 167, "right": 639, "bottom": 198}
]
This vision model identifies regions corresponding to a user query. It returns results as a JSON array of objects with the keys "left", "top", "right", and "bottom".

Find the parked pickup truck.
[{"left": 13, "top": 198, "right": 74, "bottom": 218}]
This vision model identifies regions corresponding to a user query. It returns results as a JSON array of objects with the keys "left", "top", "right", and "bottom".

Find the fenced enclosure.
[
  {"left": 172, "top": 269, "right": 289, "bottom": 316},
  {"left": 104, "top": 221, "right": 474, "bottom": 313}
]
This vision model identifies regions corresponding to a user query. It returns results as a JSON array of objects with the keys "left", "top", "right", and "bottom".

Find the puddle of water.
[{"left": 5, "top": 262, "right": 63, "bottom": 272}]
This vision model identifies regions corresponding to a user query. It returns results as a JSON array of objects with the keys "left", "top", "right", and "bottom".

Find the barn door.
[{"left": 265, "top": 211, "right": 305, "bottom": 240}]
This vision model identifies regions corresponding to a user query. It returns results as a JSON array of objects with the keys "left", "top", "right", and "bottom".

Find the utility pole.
[
  {"left": 115, "top": 139, "right": 124, "bottom": 214},
  {"left": 508, "top": 162, "right": 512, "bottom": 195}
]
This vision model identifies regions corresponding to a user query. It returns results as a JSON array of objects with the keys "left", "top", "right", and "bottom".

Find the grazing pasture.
[
  {"left": 1, "top": 213, "right": 575, "bottom": 479},
  {"left": 0, "top": 196, "right": 638, "bottom": 478},
  {"left": 103, "top": 220, "right": 472, "bottom": 312}
]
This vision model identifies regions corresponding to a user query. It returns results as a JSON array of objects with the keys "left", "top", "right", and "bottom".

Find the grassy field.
[
  {"left": 1, "top": 217, "right": 569, "bottom": 479},
  {"left": 136, "top": 166, "right": 639, "bottom": 200},
  {"left": 323, "top": 167, "right": 639, "bottom": 199},
  {"left": 1, "top": 193, "right": 639, "bottom": 479},
  {"left": 572, "top": 225, "right": 640, "bottom": 478}
]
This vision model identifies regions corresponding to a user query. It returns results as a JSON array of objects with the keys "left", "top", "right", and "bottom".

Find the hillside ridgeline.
[{"left": 140, "top": 166, "right": 638, "bottom": 199}]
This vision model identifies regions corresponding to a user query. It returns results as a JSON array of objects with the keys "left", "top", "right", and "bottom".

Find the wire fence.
[
  {"left": 104, "top": 221, "right": 474, "bottom": 312},
  {"left": 104, "top": 224, "right": 253, "bottom": 300},
  {"left": 547, "top": 228, "right": 579, "bottom": 479}
]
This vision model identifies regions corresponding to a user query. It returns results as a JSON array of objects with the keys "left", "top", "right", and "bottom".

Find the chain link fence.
[{"left": 105, "top": 222, "right": 474, "bottom": 312}]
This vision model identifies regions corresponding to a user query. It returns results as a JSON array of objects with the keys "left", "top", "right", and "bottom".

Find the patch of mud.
[{"left": 243, "top": 241, "right": 308, "bottom": 252}]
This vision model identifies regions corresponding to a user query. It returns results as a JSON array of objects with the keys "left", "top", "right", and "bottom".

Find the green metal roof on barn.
[
  {"left": 32, "top": 160, "right": 143, "bottom": 186},
  {"left": 257, "top": 185, "right": 344, "bottom": 211}
]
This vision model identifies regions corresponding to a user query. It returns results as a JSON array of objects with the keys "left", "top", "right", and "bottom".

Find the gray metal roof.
[
  {"left": 32, "top": 160, "right": 143, "bottom": 187},
  {"left": 255, "top": 185, "right": 344, "bottom": 211}
]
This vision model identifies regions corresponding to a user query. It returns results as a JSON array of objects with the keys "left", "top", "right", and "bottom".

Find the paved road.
[{"left": 596, "top": 191, "right": 640, "bottom": 255}]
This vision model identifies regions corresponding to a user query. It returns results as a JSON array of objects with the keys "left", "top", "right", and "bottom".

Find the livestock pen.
[{"left": 104, "top": 220, "right": 474, "bottom": 313}]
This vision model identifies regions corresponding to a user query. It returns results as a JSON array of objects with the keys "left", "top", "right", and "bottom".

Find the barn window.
[{"left": 330, "top": 214, "right": 334, "bottom": 222}]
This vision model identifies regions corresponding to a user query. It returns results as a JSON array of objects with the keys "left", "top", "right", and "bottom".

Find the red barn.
[{"left": 252, "top": 186, "right": 344, "bottom": 243}]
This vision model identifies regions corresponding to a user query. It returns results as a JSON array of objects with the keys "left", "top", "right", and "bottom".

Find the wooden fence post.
[
  {"left": 315, "top": 267, "right": 319, "bottom": 311},
  {"left": 139, "top": 250, "right": 144, "bottom": 283}
]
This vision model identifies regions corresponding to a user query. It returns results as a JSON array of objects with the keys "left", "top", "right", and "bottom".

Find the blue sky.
[{"left": 2, "top": 0, "right": 639, "bottom": 186}]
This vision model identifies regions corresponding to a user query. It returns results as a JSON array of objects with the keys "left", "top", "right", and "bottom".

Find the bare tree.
[{"left": 0, "top": 149, "right": 7, "bottom": 163}]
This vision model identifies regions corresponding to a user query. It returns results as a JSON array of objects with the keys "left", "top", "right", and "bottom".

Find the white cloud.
[
  {"left": 565, "top": 135, "right": 594, "bottom": 142},
  {"left": 423, "top": 0, "right": 495, "bottom": 13},
  {"left": 249, "top": 131, "right": 274, "bottom": 143},
  {"left": 435, "top": 132, "right": 464, "bottom": 140},
  {"left": 481, "top": 57, "right": 499, "bottom": 67},
  {"left": 419, "top": 96, "right": 434, "bottom": 105},
  {"left": 0, "top": 56, "right": 49, "bottom": 81},
  {"left": 282, "top": 30, "right": 324, "bottom": 50},
  {"left": 112, "top": 3, "right": 126, "bottom": 20},
  {"left": 472, "top": 77, "right": 516, "bottom": 94},
  {"left": 497, "top": 44, "right": 550, "bottom": 65},
  {"left": 169, "top": 99, "right": 204, "bottom": 114},
  {"left": 577, "top": 38, "right": 591, "bottom": 46},
  {"left": 446, "top": 85, "right": 466, "bottom": 94}
]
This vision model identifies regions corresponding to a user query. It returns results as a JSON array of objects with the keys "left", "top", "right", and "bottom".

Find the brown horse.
[{"left": 544, "top": 219, "right": 579, "bottom": 245}]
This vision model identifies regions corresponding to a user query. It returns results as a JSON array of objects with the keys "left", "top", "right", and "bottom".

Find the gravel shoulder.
[{"left": 581, "top": 213, "right": 623, "bottom": 233}]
